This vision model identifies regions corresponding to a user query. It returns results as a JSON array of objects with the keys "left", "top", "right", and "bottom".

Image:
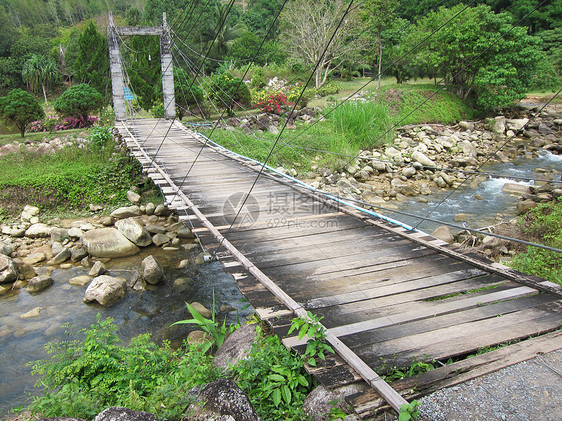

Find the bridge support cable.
[
  {"left": 166, "top": 0, "right": 291, "bottom": 205},
  {"left": 214, "top": 0, "right": 359, "bottom": 251}
]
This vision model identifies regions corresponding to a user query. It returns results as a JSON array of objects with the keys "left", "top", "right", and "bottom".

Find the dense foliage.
[
  {"left": 23, "top": 317, "right": 315, "bottom": 421},
  {"left": 208, "top": 72, "right": 251, "bottom": 115},
  {"left": 0, "top": 88, "right": 44, "bottom": 136}
]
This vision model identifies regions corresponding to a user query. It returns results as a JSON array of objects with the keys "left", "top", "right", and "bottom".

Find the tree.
[
  {"left": 362, "top": 0, "right": 396, "bottom": 89},
  {"left": 209, "top": 2, "right": 247, "bottom": 58},
  {"left": 411, "top": 4, "right": 548, "bottom": 111},
  {"left": 0, "top": 89, "right": 44, "bottom": 137},
  {"left": 280, "top": 0, "right": 367, "bottom": 88},
  {"left": 227, "top": 31, "right": 281, "bottom": 66},
  {"left": 54, "top": 83, "right": 103, "bottom": 119},
  {"left": 73, "top": 21, "right": 109, "bottom": 101},
  {"left": 126, "top": 36, "right": 162, "bottom": 110},
  {"left": 22, "top": 54, "right": 61, "bottom": 103}
]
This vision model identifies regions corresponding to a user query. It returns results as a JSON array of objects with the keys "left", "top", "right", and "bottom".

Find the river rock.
[
  {"left": 51, "top": 241, "right": 63, "bottom": 255},
  {"left": 48, "top": 247, "right": 71, "bottom": 265},
  {"left": 110, "top": 205, "right": 141, "bottom": 219},
  {"left": 69, "top": 275, "right": 91, "bottom": 287},
  {"left": 145, "top": 224, "right": 166, "bottom": 234},
  {"left": 115, "top": 218, "right": 152, "bottom": 247},
  {"left": 460, "top": 140, "right": 477, "bottom": 158},
  {"left": 190, "top": 302, "right": 211, "bottom": 318},
  {"left": 141, "top": 255, "right": 164, "bottom": 285},
  {"left": 0, "top": 255, "right": 18, "bottom": 284},
  {"left": 176, "top": 225, "right": 195, "bottom": 239},
  {"left": 173, "top": 276, "right": 193, "bottom": 292},
  {"left": 25, "top": 223, "right": 51, "bottom": 238},
  {"left": 431, "top": 225, "right": 453, "bottom": 243},
  {"left": 517, "top": 199, "right": 537, "bottom": 215},
  {"left": 16, "top": 262, "right": 35, "bottom": 280},
  {"left": 94, "top": 407, "right": 155, "bottom": 421},
  {"left": 68, "top": 227, "right": 84, "bottom": 239},
  {"left": 82, "top": 228, "right": 140, "bottom": 258},
  {"left": 20, "top": 307, "right": 42, "bottom": 319},
  {"left": 506, "top": 118, "right": 529, "bottom": 132},
  {"left": 90, "top": 204, "right": 104, "bottom": 212},
  {"left": 20, "top": 205, "right": 40, "bottom": 221},
  {"left": 126, "top": 190, "right": 141, "bottom": 204},
  {"left": 214, "top": 324, "right": 257, "bottom": 369},
  {"left": 50, "top": 227, "right": 69, "bottom": 243},
  {"left": 100, "top": 216, "right": 114, "bottom": 226},
  {"left": 411, "top": 150, "right": 436, "bottom": 167},
  {"left": 154, "top": 204, "right": 170, "bottom": 216},
  {"left": 303, "top": 385, "right": 351, "bottom": 421},
  {"left": 490, "top": 116, "right": 506, "bottom": 134},
  {"left": 454, "top": 213, "right": 468, "bottom": 222},
  {"left": 26, "top": 275, "right": 53, "bottom": 293},
  {"left": 152, "top": 233, "right": 171, "bottom": 246},
  {"left": 402, "top": 167, "right": 416, "bottom": 178},
  {"left": 187, "top": 379, "right": 259, "bottom": 421},
  {"left": 89, "top": 261, "right": 107, "bottom": 277},
  {"left": 145, "top": 202, "right": 156, "bottom": 215},
  {"left": 458, "top": 121, "right": 475, "bottom": 131},
  {"left": 0, "top": 241, "right": 14, "bottom": 256},
  {"left": 23, "top": 252, "right": 46, "bottom": 265},
  {"left": 0, "top": 285, "right": 10, "bottom": 295},
  {"left": 71, "top": 246, "right": 88, "bottom": 262},
  {"left": 502, "top": 183, "right": 531, "bottom": 196},
  {"left": 83, "top": 275, "right": 127, "bottom": 306}
]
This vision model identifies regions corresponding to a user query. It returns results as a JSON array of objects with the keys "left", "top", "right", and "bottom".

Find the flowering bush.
[
  {"left": 253, "top": 92, "right": 293, "bottom": 114},
  {"left": 28, "top": 114, "right": 98, "bottom": 132}
]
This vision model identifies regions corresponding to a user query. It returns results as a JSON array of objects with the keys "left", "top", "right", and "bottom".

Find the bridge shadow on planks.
[{"left": 118, "top": 119, "right": 562, "bottom": 418}]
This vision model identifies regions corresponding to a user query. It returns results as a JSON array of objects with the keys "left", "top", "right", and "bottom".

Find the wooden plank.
[
  {"left": 303, "top": 268, "right": 488, "bottom": 309},
  {"left": 345, "top": 293, "right": 558, "bottom": 349},
  {"left": 327, "top": 284, "right": 537, "bottom": 335},
  {"left": 358, "top": 304, "right": 562, "bottom": 369}
]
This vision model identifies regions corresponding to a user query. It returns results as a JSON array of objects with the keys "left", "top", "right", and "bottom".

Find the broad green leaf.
[
  {"left": 272, "top": 388, "right": 281, "bottom": 407},
  {"left": 281, "top": 385, "right": 292, "bottom": 404}
]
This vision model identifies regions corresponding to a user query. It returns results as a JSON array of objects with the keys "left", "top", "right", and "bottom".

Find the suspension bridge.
[{"left": 116, "top": 118, "right": 562, "bottom": 417}]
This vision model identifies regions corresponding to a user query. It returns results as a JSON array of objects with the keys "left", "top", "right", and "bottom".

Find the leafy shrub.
[
  {"left": 150, "top": 103, "right": 164, "bottom": 118},
  {"left": 29, "top": 114, "right": 99, "bottom": 132},
  {"left": 232, "top": 325, "right": 313, "bottom": 420},
  {"left": 54, "top": 83, "right": 103, "bottom": 120},
  {"left": 253, "top": 92, "right": 293, "bottom": 114},
  {"left": 26, "top": 316, "right": 221, "bottom": 420},
  {"left": 208, "top": 72, "right": 251, "bottom": 115},
  {"left": 86, "top": 126, "right": 113, "bottom": 150},
  {"left": 510, "top": 201, "right": 562, "bottom": 284}
]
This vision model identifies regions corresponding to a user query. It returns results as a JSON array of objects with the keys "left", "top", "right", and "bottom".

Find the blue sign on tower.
[{"left": 123, "top": 87, "right": 135, "bottom": 101}]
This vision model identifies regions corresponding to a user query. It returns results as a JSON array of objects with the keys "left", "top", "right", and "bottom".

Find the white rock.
[{"left": 83, "top": 275, "right": 127, "bottom": 306}]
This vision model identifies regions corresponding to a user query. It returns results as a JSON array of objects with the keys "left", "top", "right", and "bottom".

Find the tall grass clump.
[{"left": 329, "top": 100, "right": 394, "bottom": 152}]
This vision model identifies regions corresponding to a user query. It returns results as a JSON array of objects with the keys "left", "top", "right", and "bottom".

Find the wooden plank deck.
[{"left": 117, "top": 118, "right": 562, "bottom": 417}]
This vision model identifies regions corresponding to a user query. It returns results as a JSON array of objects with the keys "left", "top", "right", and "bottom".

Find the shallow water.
[
  {"left": 0, "top": 247, "right": 252, "bottom": 416},
  {"left": 383, "top": 151, "right": 562, "bottom": 234}
]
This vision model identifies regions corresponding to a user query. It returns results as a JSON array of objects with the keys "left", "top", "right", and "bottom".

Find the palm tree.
[
  {"left": 210, "top": 3, "right": 246, "bottom": 57},
  {"left": 22, "top": 54, "right": 61, "bottom": 103}
]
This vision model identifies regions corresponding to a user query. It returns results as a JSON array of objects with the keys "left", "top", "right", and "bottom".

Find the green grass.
[
  {"left": 0, "top": 134, "right": 150, "bottom": 217},
  {"left": 510, "top": 201, "right": 562, "bottom": 285},
  {"left": 0, "top": 129, "right": 86, "bottom": 146}
]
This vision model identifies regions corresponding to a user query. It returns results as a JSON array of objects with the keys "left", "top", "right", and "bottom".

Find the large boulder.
[
  {"left": 110, "top": 205, "right": 141, "bottom": 219},
  {"left": 94, "top": 407, "right": 155, "bottom": 421},
  {"left": 214, "top": 324, "right": 257, "bottom": 369},
  {"left": 411, "top": 150, "right": 436, "bottom": 167},
  {"left": 187, "top": 379, "right": 259, "bottom": 421},
  {"left": 141, "top": 255, "right": 164, "bottom": 285},
  {"left": 502, "top": 183, "right": 531, "bottom": 196},
  {"left": 25, "top": 223, "right": 51, "bottom": 238},
  {"left": 0, "top": 254, "right": 18, "bottom": 284},
  {"left": 26, "top": 275, "right": 53, "bottom": 293},
  {"left": 0, "top": 240, "right": 14, "bottom": 256},
  {"left": 83, "top": 275, "right": 127, "bottom": 306},
  {"left": 82, "top": 228, "right": 140, "bottom": 258},
  {"left": 115, "top": 218, "right": 152, "bottom": 247},
  {"left": 431, "top": 225, "right": 453, "bottom": 243}
]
